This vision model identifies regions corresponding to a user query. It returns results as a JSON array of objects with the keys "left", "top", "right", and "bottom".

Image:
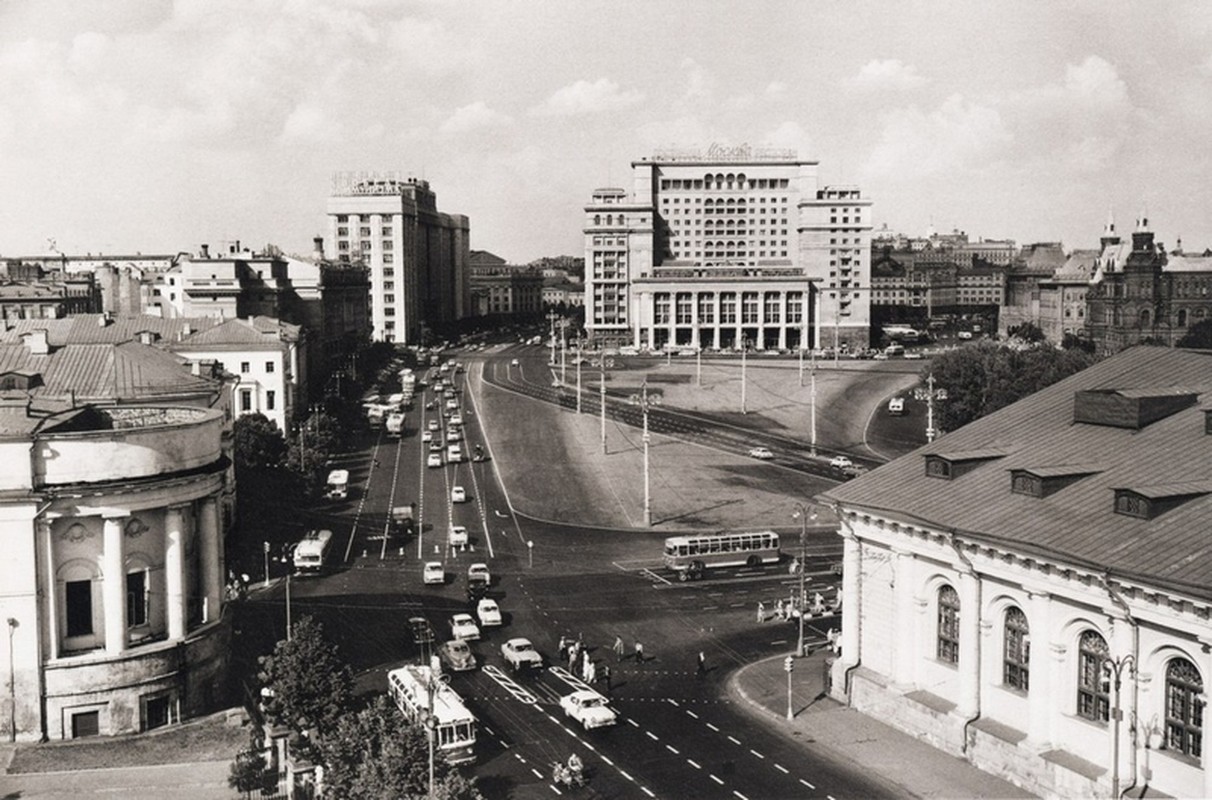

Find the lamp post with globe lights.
[{"left": 628, "top": 382, "right": 661, "bottom": 527}]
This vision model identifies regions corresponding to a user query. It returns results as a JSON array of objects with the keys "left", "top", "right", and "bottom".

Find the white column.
[
  {"left": 199, "top": 498, "right": 221, "bottom": 624},
  {"left": 690, "top": 292, "right": 700, "bottom": 349},
  {"left": 1027, "top": 591, "right": 1053, "bottom": 747},
  {"left": 1203, "top": 646, "right": 1212, "bottom": 800},
  {"left": 712, "top": 294, "right": 721, "bottom": 349},
  {"left": 103, "top": 516, "right": 127, "bottom": 655},
  {"left": 958, "top": 570, "right": 981, "bottom": 718},
  {"left": 165, "top": 506, "right": 187, "bottom": 640},
  {"left": 40, "top": 519, "right": 58, "bottom": 660},
  {"left": 778, "top": 292, "right": 788, "bottom": 350},
  {"left": 889, "top": 550, "right": 914, "bottom": 687},
  {"left": 839, "top": 531, "right": 861, "bottom": 667}
]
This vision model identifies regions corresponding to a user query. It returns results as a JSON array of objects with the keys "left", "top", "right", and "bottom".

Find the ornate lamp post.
[
  {"left": 628, "top": 382, "right": 661, "bottom": 527},
  {"left": 1103, "top": 654, "right": 1136, "bottom": 800},
  {"left": 791, "top": 503, "right": 816, "bottom": 657},
  {"left": 914, "top": 373, "right": 949, "bottom": 442}
]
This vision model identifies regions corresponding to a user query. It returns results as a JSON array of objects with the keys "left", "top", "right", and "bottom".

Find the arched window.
[
  {"left": 937, "top": 585, "right": 960, "bottom": 663},
  {"left": 1003, "top": 607, "right": 1030, "bottom": 691},
  {"left": 1165, "top": 657, "right": 1204, "bottom": 758},
  {"left": 1178, "top": 309, "right": 1188, "bottom": 327},
  {"left": 1077, "top": 630, "right": 1109, "bottom": 722},
  {"left": 1140, "top": 309, "right": 1151, "bottom": 328},
  {"left": 594, "top": 215, "right": 601, "bottom": 225}
]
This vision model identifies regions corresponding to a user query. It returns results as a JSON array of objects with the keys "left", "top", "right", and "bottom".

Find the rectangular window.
[
  {"left": 240, "top": 389, "right": 252, "bottom": 412},
  {"left": 265, "top": 361, "right": 274, "bottom": 373},
  {"left": 383, "top": 254, "right": 394, "bottom": 264},
  {"left": 359, "top": 227, "right": 371, "bottom": 237},
  {"left": 71, "top": 710, "right": 100, "bottom": 738},
  {"left": 66, "top": 579, "right": 92, "bottom": 637},
  {"left": 240, "top": 362, "right": 250, "bottom": 373},
  {"left": 266, "top": 391, "right": 275, "bottom": 411},
  {"left": 127, "top": 570, "right": 147, "bottom": 627},
  {"left": 720, "top": 293, "right": 737, "bottom": 324},
  {"left": 384, "top": 294, "right": 395, "bottom": 304}
]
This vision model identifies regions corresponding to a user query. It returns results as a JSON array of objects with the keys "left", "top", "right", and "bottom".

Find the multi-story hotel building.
[
  {"left": 584, "top": 147, "right": 872, "bottom": 352},
  {"left": 325, "top": 173, "right": 470, "bottom": 343}
]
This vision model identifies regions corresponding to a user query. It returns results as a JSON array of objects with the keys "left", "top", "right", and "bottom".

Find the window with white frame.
[
  {"left": 937, "top": 585, "right": 960, "bottom": 663},
  {"left": 1165, "top": 657, "right": 1204, "bottom": 758},
  {"left": 1002, "top": 606, "right": 1029, "bottom": 691},
  {"left": 1077, "top": 630, "right": 1110, "bottom": 722}
]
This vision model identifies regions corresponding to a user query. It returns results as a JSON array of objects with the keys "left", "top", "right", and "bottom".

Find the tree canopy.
[
  {"left": 257, "top": 616, "right": 354, "bottom": 742},
  {"left": 1177, "top": 319, "right": 1212, "bottom": 349},
  {"left": 234, "top": 413, "right": 288, "bottom": 471},
  {"left": 319, "top": 696, "right": 483, "bottom": 800},
  {"left": 926, "top": 341, "right": 1099, "bottom": 433}
]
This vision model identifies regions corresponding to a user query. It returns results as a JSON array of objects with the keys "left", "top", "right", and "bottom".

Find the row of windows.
[
  {"left": 658, "top": 176, "right": 791, "bottom": 190},
  {"left": 651, "top": 292, "right": 805, "bottom": 325},
  {"left": 239, "top": 389, "right": 276, "bottom": 412},
  {"left": 935, "top": 586, "right": 1204, "bottom": 757}
]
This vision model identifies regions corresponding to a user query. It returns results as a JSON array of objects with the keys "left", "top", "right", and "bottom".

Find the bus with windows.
[
  {"left": 387, "top": 665, "right": 476, "bottom": 765},
  {"left": 293, "top": 529, "right": 334, "bottom": 574},
  {"left": 662, "top": 530, "right": 781, "bottom": 581}
]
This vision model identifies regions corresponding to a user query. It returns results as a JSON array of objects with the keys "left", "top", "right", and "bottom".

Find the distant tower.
[
  {"left": 1099, "top": 207, "right": 1120, "bottom": 249},
  {"left": 1131, "top": 205, "right": 1154, "bottom": 252}
]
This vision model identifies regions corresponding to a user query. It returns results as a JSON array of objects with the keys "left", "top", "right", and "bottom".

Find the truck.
[
  {"left": 367, "top": 405, "right": 386, "bottom": 428},
  {"left": 400, "top": 368, "right": 417, "bottom": 394},
  {"left": 386, "top": 412, "right": 405, "bottom": 437},
  {"left": 324, "top": 469, "right": 349, "bottom": 500},
  {"left": 293, "top": 529, "right": 334, "bottom": 574}
]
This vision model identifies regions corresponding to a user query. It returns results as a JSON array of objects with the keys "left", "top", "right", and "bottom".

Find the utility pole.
[
  {"left": 575, "top": 337, "right": 583, "bottom": 414},
  {"left": 809, "top": 353, "right": 818, "bottom": 457},
  {"left": 599, "top": 350, "right": 607, "bottom": 454},
  {"left": 546, "top": 310, "right": 559, "bottom": 366},
  {"left": 695, "top": 347, "right": 702, "bottom": 386},
  {"left": 628, "top": 382, "right": 660, "bottom": 527},
  {"left": 792, "top": 503, "right": 815, "bottom": 658},
  {"left": 740, "top": 339, "right": 749, "bottom": 415},
  {"left": 560, "top": 320, "right": 568, "bottom": 384},
  {"left": 914, "top": 373, "right": 949, "bottom": 443}
]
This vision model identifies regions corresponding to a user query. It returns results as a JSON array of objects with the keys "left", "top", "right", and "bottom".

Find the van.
[
  {"left": 325, "top": 469, "right": 349, "bottom": 500},
  {"left": 884, "top": 344, "right": 905, "bottom": 357},
  {"left": 293, "top": 529, "right": 334, "bottom": 574}
]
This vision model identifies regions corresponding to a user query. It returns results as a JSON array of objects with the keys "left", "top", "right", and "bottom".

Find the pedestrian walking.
[
  {"left": 568, "top": 642, "right": 579, "bottom": 670},
  {"left": 581, "top": 651, "right": 591, "bottom": 682},
  {"left": 558, "top": 635, "right": 569, "bottom": 662},
  {"left": 613, "top": 635, "right": 625, "bottom": 661},
  {"left": 601, "top": 663, "right": 611, "bottom": 694},
  {"left": 696, "top": 651, "right": 706, "bottom": 678},
  {"left": 587, "top": 660, "right": 597, "bottom": 685},
  {"left": 812, "top": 591, "right": 825, "bottom": 615},
  {"left": 634, "top": 640, "right": 644, "bottom": 664},
  {"left": 775, "top": 599, "right": 784, "bottom": 620},
  {"left": 757, "top": 601, "right": 765, "bottom": 623}
]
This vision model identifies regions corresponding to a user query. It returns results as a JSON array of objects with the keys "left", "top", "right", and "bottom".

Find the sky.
[{"left": 2, "top": 0, "right": 1211, "bottom": 263}]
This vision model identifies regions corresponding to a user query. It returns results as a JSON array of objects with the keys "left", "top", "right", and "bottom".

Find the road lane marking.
[
  {"left": 645, "top": 731, "right": 659, "bottom": 741},
  {"left": 530, "top": 767, "right": 543, "bottom": 779},
  {"left": 734, "top": 792, "right": 750, "bottom": 800},
  {"left": 665, "top": 744, "right": 679, "bottom": 754},
  {"left": 706, "top": 723, "right": 719, "bottom": 732},
  {"left": 800, "top": 779, "right": 816, "bottom": 789},
  {"left": 619, "top": 770, "right": 634, "bottom": 782},
  {"left": 774, "top": 764, "right": 788, "bottom": 774},
  {"left": 749, "top": 749, "right": 764, "bottom": 759},
  {"left": 667, "top": 699, "right": 680, "bottom": 706},
  {"left": 642, "top": 788, "right": 655, "bottom": 798},
  {"left": 727, "top": 735, "right": 741, "bottom": 745},
  {"left": 686, "top": 710, "right": 699, "bottom": 719},
  {"left": 515, "top": 754, "right": 527, "bottom": 763},
  {"left": 686, "top": 759, "right": 701, "bottom": 770},
  {"left": 627, "top": 718, "right": 640, "bottom": 728},
  {"left": 710, "top": 774, "right": 724, "bottom": 785},
  {"left": 600, "top": 755, "right": 614, "bottom": 766},
  {"left": 550, "top": 787, "right": 562, "bottom": 796}
]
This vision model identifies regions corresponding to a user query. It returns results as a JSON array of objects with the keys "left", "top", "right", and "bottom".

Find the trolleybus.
[
  {"left": 387, "top": 665, "right": 476, "bottom": 764},
  {"left": 663, "top": 530, "right": 781, "bottom": 581}
]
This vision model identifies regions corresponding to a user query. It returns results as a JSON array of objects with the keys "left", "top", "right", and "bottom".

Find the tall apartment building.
[
  {"left": 584, "top": 147, "right": 871, "bottom": 352},
  {"left": 325, "top": 173, "right": 470, "bottom": 343}
]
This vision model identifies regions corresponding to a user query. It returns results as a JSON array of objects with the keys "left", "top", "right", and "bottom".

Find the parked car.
[
  {"left": 438, "top": 639, "right": 475, "bottom": 672},
  {"left": 887, "top": 397, "right": 905, "bottom": 415},
  {"left": 747, "top": 446, "right": 774, "bottom": 460},
  {"left": 428, "top": 419, "right": 441, "bottom": 431},
  {"left": 560, "top": 690, "right": 618, "bottom": 730},
  {"left": 476, "top": 598, "right": 502, "bottom": 626},
  {"left": 830, "top": 455, "right": 854, "bottom": 470},
  {"left": 450, "top": 613, "right": 481, "bottom": 641},
  {"left": 842, "top": 464, "right": 869, "bottom": 479},
  {"left": 421, "top": 430, "right": 433, "bottom": 442},
  {"left": 422, "top": 562, "right": 445, "bottom": 585},
  {"left": 449, "top": 526, "right": 469, "bottom": 547},
  {"left": 501, "top": 638, "right": 543, "bottom": 671}
]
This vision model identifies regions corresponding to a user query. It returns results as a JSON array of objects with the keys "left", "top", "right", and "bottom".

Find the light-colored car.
[
  {"left": 501, "top": 637, "right": 542, "bottom": 671},
  {"left": 449, "top": 526, "right": 469, "bottom": 547},
  {"left": 447, "top": 443, "right": 463, "bottom": 462},
  {"left": 468, "top": 562, "right": 491, "bottom": 584},
  {"left": 747, "top": 447, "right": 774, "bottom": 460},
  {"left": 511, "top": 358, "right": 520, "bottom": 366},
  {"left": 446, "top": 428, "right": 462, "bottom": 443},
  {"left": 421, "top": 430, "right": 433, "bottom": 442},
  {"left": 957, "top": 330, "right": 974, "bottom": 340},
  {"left": 426, "top": 452, "right": 443, "bottom": 468},
  {"left": 428, "top": 419, "right": 440, "bottom": 432},
  {"left": 438, "top": 639, "right": 475, "bottom": 672},
  {"left": 451, "top": 486, "right": 467, "bottom": 503},
  {"left": 450, "top": 613, "right": 481, "bottom": 641},
  {"left": 449, "top": 414, "right": 464, "bottom": 427},
  {"left": 887, "top": 397, "right": 905, "bottom": 415},
  {"left": 446, "top": 398, "right": 460, "bottom": 411},
  {"left": 830, "top": 455, "right": 854, "bottom": 470},
  {"left": 422, "top": 562, "right": 444, "bottom": 585},
  {"left": 559, "top": 690, "right": 618, "bottom": 730},
  {"left": 476, "top": 598, "right": 502, "bottom": 626}
]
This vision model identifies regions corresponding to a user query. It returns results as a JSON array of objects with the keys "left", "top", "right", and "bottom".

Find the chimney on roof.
[
  {"left": 313, "top": 236, "right": 324, "bottom": 260},
  {"left": 182, "top": 322, "right": 192, "bottom": 336},
  {"left": 200, "top": 243, "right": 210, "bottom": 259},
  {"left": 23, "top": 329, "right": 49, "bottom": 356}
]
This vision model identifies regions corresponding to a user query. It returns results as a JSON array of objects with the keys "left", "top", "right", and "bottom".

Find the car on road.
[
  {"left": 887, "top": 397, "right": 905, "bottom": 415},
  {"left": 449, "top": 413, "right": 464, "bottom": 427},
  {"left": 438, "top": 639, "right": 475, "bottom": 672},
  {"left": 830, "top": 455, "right": 854, "bottom": 470},
  {"left": 446, "top": 428, "right": 462, "bottom": 443},
  {"left": 445, "top": 398, "right": 459, "bottom": 411},
  {"left": 842, "top": 464, "right": 870, "bottom": 479},
  {"left": 501, "top": 637, "right": 542, "bottom": 671},
  {"left": 421, "top": 430, "right": 433, "bottom": 442},
  {"left": 426, "top": 452, "right": 443, "bottom": 468},
  {"left": 747, "top": 446, "right": 774, "bottom": 460},
  {"left": 559, "top": 690, "right": 618, "bottom": 730},
  {"left": 957, "top": 330, "right": 974, "bottom": 340},
  {"left": 468, "top": 563, "right": 491, "bottom": 584},
  {"left": 476, "top": 598, "right": 502, "bottom": 626},
  {"left": 422, "top": 562, "right": 445, "bottom": 585},
  {"left": 428, "top": 419, "right": 440, "bottom": 432},
  {"left": 409, "top": 616, "right": 435, "bottom": 646},
  {"left": 450, "top": 613, "right": 481, "bottom": 641},
  {"left": 429, "top": 440, "right": 443, "bottom": 453},
  {"left": 451, "top": 485, "right": 467, "bottom": 503},
  {"left": 449, "top": 526, "right": 469, "bottom": 547},
  {"left": 904, "top": 352, "right": 924, "bottom": 360},
  {"left": 511, "top": 358, "right": 520, "bottom": 366}
]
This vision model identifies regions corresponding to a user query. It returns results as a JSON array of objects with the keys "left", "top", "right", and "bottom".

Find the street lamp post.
[
  {"left": 809, "top": 354, "right": 818, "bottom": 457},
  {"left": 1104, "top": 654, "right": 1136, "bottom": 800},
  {"left": 913, "top": 372, "right": 950, "bottom": 443},
  {"left": 546, "top": 311, "right": 560, "bottom": 366},
  {"left": 560, "top": 321, "right": 569, "bottom": 385},
  {"left": 575, "top": 338, "right": 583, "bottom": 414},
  {"left": 628, "top": 382, "right": 661, "bottom": 527},
  {"left": 599, "top": 352, "right": 607, "bottom": 453},
  {"left": 6, "top": 617, "right": 17, "bottom": 742},
  {"left": 791, "top": 503, "right": 815, "bottom": 658},
  {"left": 740, "top": 339, "right": 750, "bottom": 415}
]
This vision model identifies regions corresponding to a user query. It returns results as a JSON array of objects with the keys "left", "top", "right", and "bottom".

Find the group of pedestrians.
[{"left": 757, "top": 591, "right": 835, "bottom": 624}]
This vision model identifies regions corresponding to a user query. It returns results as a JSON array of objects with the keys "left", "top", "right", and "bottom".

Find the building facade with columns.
[
  {"left": 584, "top": 148, "right": 872, "bottom": 352},
  {"left": 0, "top": 337, "right": 234, "bottom": 741},
  {"left": 825, "top": 346, "right": 1212, "bottom": 798}
]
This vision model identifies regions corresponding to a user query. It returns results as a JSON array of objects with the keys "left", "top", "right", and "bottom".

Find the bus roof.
[
  {"left": 326, "top": 469, "right": 349, "bottom": 484},
  {"left": 388, "top": 666, "right": 475, "bottom": 724},
  {"left": 663, "top": 530, "right": 778, "bottom": 546}
]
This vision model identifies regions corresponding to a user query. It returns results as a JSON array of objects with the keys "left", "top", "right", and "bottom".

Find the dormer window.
[
  {"left": 1112, "top": 483, "right": 1212, "bottom": 520},
  {"left": 1010, "top": 465, "right": 1102, "bottom": 498},
  {"left": 924, "top": 448, "right": 1009, "bottom": 480}
]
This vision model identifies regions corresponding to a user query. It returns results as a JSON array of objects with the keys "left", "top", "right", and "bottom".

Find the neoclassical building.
[
  {"left": 0, "top": 336, "right": 234, "bottom": 740},
  {"left": 826, "top": 346, "right": 1212, "bottom": 798},
  {"left": 584, "top": 147, "right": 872, "bottom": 352}
]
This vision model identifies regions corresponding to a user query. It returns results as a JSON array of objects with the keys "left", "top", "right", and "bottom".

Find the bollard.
[
  {"left": 399, "top": 547, "right": 405, "bottom": 556},
  {"left": 362, "top": 549, "right": 367, "bottom": 558}
]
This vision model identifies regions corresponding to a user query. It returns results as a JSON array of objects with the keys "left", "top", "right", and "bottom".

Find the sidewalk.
[{"left": 730, "top": 650, "right": 1034, "bottom": 799}]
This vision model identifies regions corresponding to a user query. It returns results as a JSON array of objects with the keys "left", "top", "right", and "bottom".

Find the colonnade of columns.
[{"left": 632, "top": 289, "right": 810, "bottom": 351}]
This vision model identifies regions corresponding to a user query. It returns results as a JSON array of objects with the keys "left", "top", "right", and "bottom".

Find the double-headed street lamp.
[
  {"left": 740, "top": 338, "right": 752, "bottom": 415},
  {"left": 1103, "top": 653, "right": 1136, "bottom": 800},
  {"left": 791, "top": 503, "right": 816, "bottom": 659},
  {"left": 914, "top": 372, "right": 949, "bottom": 442},
  {"left": 628, "top": 382, "right": 661, "bottom": 527}
]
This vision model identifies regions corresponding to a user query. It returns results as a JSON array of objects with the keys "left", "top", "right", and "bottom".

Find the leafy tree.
[
  {"left": 1006, "top": 322, "right": 1046, "bottom": 344},
  {"left": 1061, "top": 332, "right": 1095, "bottom": 353},
  {"left": 285, "top": 410, "right": 346, "bottom": 487},
  {"left": 319, "top": 696, "right": 483, "bottom": 800},
  {"left": 234, "top": 413, "right": 288, "bottom": 471},
  {"left": 926, "top": 341, "right": 1099, "bottom": 432},
  {"left": 257, "top": 616, "right": 354, "bottom": 745},
  {"left": 228, "top": 731, "right": 272, "bottom": 798},
  {"left": 1177, "top": 319, "right": 1212, "bottom": 349}
]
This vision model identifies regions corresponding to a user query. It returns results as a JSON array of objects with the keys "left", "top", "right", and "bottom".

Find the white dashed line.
[
  {"left": 706, "top": 723, "right": 720, "bottom": 732},
  {"left": 727, "top": 735, "right": 742, "bottom": 745},
  {"left": 749, "top": 749, "right": 764, "bottom": 759},
  {"left": 686, "top": 710, "right": 700, "bottom": 719},
  {"left": 800, "top": 778, "right": 816, "bottom": 789},
  {"left": 733, "top": 792, "right": 750, "bottom": 800},
  {"left": 667, "top": 699, "right": 680, "bottom": 706},
  {"left": 515, "top": 754, "right": 527, "bottom": 763},
  {"left": 666, "top": 744, "right": 679, "bottom": 754},
  {"left": 642, "top": 788, "right": 655, "bottom": 798},
  {"left": 619, "top": 770, "right": 634, "bottom": 782},
  {"left": 774, "top": 763, "right": 789, "bottom": 774},
  {"left": 686, "top": 759, "right": 701, "bottom": 770},
  {"left": 601, "top": 755, "right": 614, "bottom": 766},
  {"left": 628, "top": 718, "right": 640, "bottom": 728},
  {"left": 531, "top": 767, "right": 543, "bottom": 779},
  {"left": 710, "top": 774, "right": 724, "bottom": 785},
  {"left": 646, "top": 731, "right": 659, "bottom": 741},
  {"left": 582, "top": 742, "right": 596, "bottom": 752},
  {"left": 550, "top": 786, "right": 562, "bottom": 796}
]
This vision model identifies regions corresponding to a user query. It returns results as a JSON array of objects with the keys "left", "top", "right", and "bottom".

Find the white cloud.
[
  {"left": 849, "top": 59, "right": 926, "bottom": 91},
  {"left": 762, "top": 121, "right": 811, "bottom": 156},
  {"left": 440, "top": 101, "right": 513, "bottom": 133},
  {"left": 1203, "top": 53, "right": 1212, "bottom": 75},
  {"left": 764, "top": 81, "right": 788, "bottom": 99},
  {"left": 1067, "top": 135, "right": 1119, "bottom": 173},
  {"left": 681, "top": 58, "right": 714, "bottom": 101},
  {"left": 532, "top": 78, "right": 644, "bottom": 117},
  {"left": 864, "top": 94, "right": 1012, "bottom": 179},
  {"left": 280, "top": 102, "right": 342, "bottom": 143}
]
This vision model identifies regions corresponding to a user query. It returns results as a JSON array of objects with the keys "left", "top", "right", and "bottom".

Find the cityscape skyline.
[{"left": 2, "top": 1, "right": 1211, "bottom": 262}]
